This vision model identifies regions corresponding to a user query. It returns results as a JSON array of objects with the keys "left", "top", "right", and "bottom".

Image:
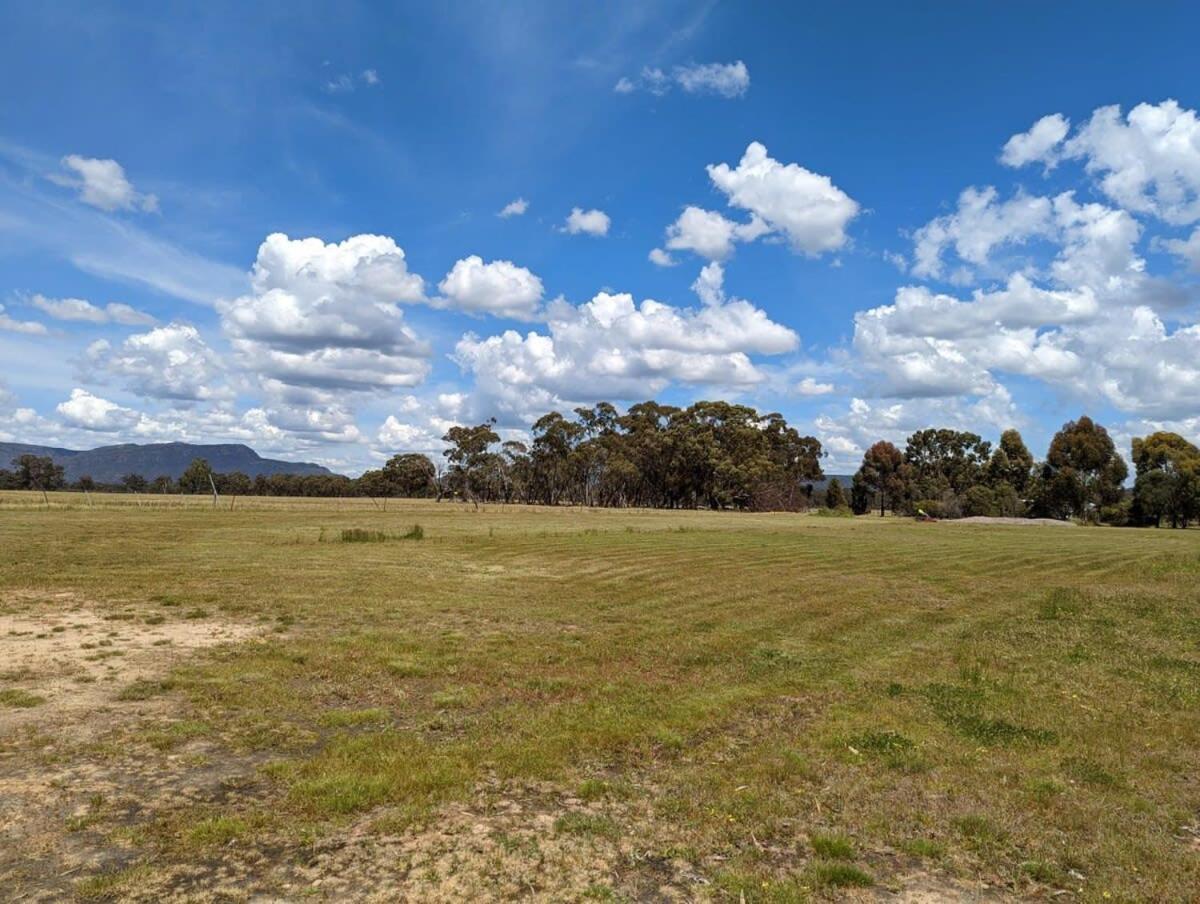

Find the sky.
[{"left": 1, "top": 1, "right": 1199, "bottom": 475}]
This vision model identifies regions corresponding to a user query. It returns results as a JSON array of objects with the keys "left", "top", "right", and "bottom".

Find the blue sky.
[{"left": 2, "top": 1, "right": 1199, "bottom": 473}]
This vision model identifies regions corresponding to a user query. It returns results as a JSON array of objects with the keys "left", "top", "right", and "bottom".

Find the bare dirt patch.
[
  {"left": 112, "top": 775, "right": 700, "bottom": 902},
  {"left": 0, "top": 594, "right": 264, "bottom": 901},
  {"left": 0, "top": 599, "right": 257, "bottom": 739}
]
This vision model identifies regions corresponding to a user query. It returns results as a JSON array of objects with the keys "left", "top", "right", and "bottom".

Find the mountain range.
[{"left": 0, "top": 441, "right": 332, "bottom": 484}]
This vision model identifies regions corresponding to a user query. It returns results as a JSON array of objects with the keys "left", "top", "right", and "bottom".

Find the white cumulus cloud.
[
  {"left": 452, "top": 278, "right": 797, "bottom": 423},
  {"left": 648, "top": 248, "right": 677, "bottom": 267},
  {"left": 707, "top": 142, "right": 860, "bottom": 255},
  {"left": 437, "top": 255, "right": 544, "bottom": 319},
  {"left": 218, "top": 233, "right": 431, "bottom": 393},
  {"left": 498, "top": 198, "right": 529, "bottom": 218},
  {"left": 1003, "top": 101, "right": 1200, "bottom": 224},
  {"left": 56, "top": 388, "right": 141, "bottom": 432},
  {"left": 85, "top": 323, "right": 226, "bottom": 402},
  {"left": 662, "top": 206, "right": 769, "bottom": 261},
  {"left": 1161, "top": 226, "right": 1200, "bottom": 272},
  {"left": 563, "top": 207, "right": 610, "bottom": 236},
  {"left": 1000, "top": 113, "right": 1070, "bottom": 168}
]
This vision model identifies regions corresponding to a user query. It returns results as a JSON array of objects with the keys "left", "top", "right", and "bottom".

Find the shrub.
[{"left": 962, "top": 485, "right": 1001, "bottom": 517}]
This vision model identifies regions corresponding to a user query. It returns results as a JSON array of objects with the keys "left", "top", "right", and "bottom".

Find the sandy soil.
[
  {"left": 0, "top": 598, "right": 257, "bottom": 738},
  {"left": 0, "top": 593, "right": 263, "bottom": 901}
]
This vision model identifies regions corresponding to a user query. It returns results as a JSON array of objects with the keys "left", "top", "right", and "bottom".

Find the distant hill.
[
  {"left": 812, "top": 474, "right": 853, "bottom": 492},
  {"left": 0, "top": 441, "right": 332, "bottom": 484}
]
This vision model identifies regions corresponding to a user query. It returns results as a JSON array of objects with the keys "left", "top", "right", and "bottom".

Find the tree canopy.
[{"left": 1131, "top": 432, "right": 1200, "bottom": 528}]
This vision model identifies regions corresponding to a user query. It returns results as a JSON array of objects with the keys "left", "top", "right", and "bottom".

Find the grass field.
[{"left": 2, "top": 491, "right": 1199, "bottom": 901}]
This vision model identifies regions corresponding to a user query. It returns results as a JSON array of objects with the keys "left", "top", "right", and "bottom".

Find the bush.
[
  {"left": 814, "top": 506, "right": 855, "bottom": 518},
  {"left": 1100, "top": 499, "right": 1131, "bottom": 526},
  {"left": 962, "top": 485, "right": 1000, "bottom": 517},
  {"left": 912, "top": 498, "right": 953, "bottom": 519}
]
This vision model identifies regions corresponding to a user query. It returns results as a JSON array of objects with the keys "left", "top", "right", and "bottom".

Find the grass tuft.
[
  {"left": 0, "top": 688, "right": 46, "bottom": 708},
  {"left": 806, "top": 860, "right": 874, "bottom": 888},
  {"left": 187, "top": 815, "right": 248, "bottom": 846},
  {"left": 810, "top": 831, "right": 855, "bottom": 859}
]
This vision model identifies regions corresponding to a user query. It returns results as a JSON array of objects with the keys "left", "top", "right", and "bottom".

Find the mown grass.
[{"left": 1, "top": 492, "right": 1199, "bottom": 899}]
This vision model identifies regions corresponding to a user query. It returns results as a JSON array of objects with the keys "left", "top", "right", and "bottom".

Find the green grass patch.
[
  {"left": 116, "top": 678, "right": 175, "bottom": 701},
  {"left": 806, "top": 860, "right": 874, "bottom": 888},
  {"left": 74, "top": 865, "right": 152, "bottom": 901},
  {"left": 810, "top": 831, "right": 855, "bottom": 859},
  {"left": 187, "top": 815, "right": 248, "bottom": 846},
  {"left": 319, "top": 707, "right": 390, "bottom": 728},
  {"left": 0, "top": 688, "right": 46, "bottom": 708},
  {"left": 921, "top": 683, "right": 1057, "bottom": 746},
  {"left": 900, "top": 837, "right": 944, "bottom": 858},
  {"left": 554, "top": 812, "right": 621, "bottom": 839}
]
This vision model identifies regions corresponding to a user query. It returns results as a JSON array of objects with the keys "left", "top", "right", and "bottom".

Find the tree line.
[
  {"left": 4, "top": 405, "right": 1197, "bottom": 527},
  {"left": 847, "top": 415, "right": 1199, "bottom": 527}
]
